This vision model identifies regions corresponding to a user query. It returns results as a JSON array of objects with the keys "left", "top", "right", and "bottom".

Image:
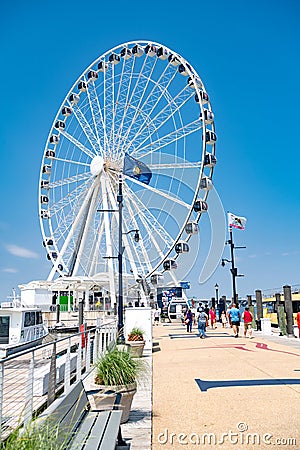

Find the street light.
[
  {"left": 117, "top": 177, "right": 142, "bottom": 343},
  {"left": 221, "top": 228, "right": 245, "bottom": 304},
  {"left": 100, "top": 176, "right": 140, "bottom": 344},
  {"left": 215, "top": 283, "right": 219, "bottom": 306}
]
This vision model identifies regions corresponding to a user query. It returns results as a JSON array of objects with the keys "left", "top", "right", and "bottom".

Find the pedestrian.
[
  {"left": 197, "top": 302, "right": 203, "bottom": 312},
  {"left": 228, "top": 303, "right": 241, "bottom": 338},
  {"left": 226, "top": 305, "right": 232, "bottom": 328},
  {"left": 181, "top": 308, "right": 185, "bottom": 325},
  {"left": 204, "top": 304, "right": 210, "bottom": 317},
  {"left": 185, "top": 308, "right": 193, "bottom": 332},
  {"left": 221, "top": 310, "right": 227, "bottom": 328},
  {"left": 209, "top": 307, "right": 217, "bottom": 329},
  {"left": 153, "top": 307, "right": 160, "bottom": 326},
  {"left": 296, "top": 308, "right": 300, "bottom": 337},
  {"left": 242, "top": 307, "right": 253, "bottom": 338},
  {"left": 197, "top": 308, "right": 208, "bottom": 338}
]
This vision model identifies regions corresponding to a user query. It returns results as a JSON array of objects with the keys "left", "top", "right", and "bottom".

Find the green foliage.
[
  {"left": 94, "top": 345, "right": 142, "bottom": 386},
  {"left": 0, "top": 422, "right": 64, "bottom": 450},
  {"left": 129, "top": 327, "right": 144, "bottom": 337}
]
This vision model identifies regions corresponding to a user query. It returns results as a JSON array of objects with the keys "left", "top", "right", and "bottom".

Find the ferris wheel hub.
[{"left": 90, "top": 155, "right": 104, "bottom": 176}]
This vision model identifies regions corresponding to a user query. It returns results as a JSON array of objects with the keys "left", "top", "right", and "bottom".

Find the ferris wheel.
[{"left": 39, "top": 40, "right": 217, "bottom": 299}]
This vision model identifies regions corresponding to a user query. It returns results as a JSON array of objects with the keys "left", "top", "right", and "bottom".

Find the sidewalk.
[
  {"left": 120, "top": 348, "right": 152, "bottom": 449},
  {"left": 152, "top": 322, "right": 300, "bottom": 449}
]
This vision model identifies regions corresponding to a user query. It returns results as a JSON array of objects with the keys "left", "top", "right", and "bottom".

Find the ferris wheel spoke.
[
  {"left": 126, "top": 190, "right": 170, "bottom": 265},
  {"left": 116, "top": 56, "right": 159, "bottom": 153},
  {"left": 85, "top": 81, "right": 106, "bottom": 156},
  {"left": 88, "top": 81, "right": 109, "bottom": 154},
  {"left": 111, "top": 55, "right": 129, "bottom": 149},
  {"left": 103, "top": 64, "right": 115, "bottom": 158},
  {"left": 49, "top": 172, "right": 90, "bottom": 189},
  {"left": 49, "top": 179, "right": 94, "bottom": 232},
  {"left": 72, "top": 103, "right": 101, "bottom": 154},
  {"left": 114, "top": 54, "right": 155, "bottom": 156},
  {"left": 88, "top": 219, "right": 105, "bottom": 277},
  {"left": 149, "top": 161, "right": 202, "bottom": 170},
  {"left": 133, "top": 118, "right": 203, "bottom": 159},
  {"left": 51, "top": 156, "right": 90, "bottom": 168},
  {"left": 123, "top": 174, "right": 191, "bottom": 209},
  {"left": 125, "top": 185, "right": 174, "bottom": 249},
  {"left": 124, "top": 85, "right": 194, "bottom": 155},
  {"left": 124, "top": 64, "right": 178, "bottom": 152},
  {"left": 60, "top": 130, "right": 96, "bottom": 160},
  {"left": 124, "top": 200, "right": 153, "bottom": 274},
  {"left": 108, "top": 65, "right": 116, "bottom": 151}
]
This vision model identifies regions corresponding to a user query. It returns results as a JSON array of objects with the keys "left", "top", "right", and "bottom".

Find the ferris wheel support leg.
[
  {"left": 72, "top": 179, "right": 101, "bottom": 276},
  {"left": 47, "top": 181, "right": 98, "bottom": 281}
]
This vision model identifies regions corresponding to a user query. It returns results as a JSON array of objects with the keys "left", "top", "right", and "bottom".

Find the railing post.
[
  {"left": 64, "top": 338, "right": 71, "bottom": 394},
  {"left": 24, "top": 351, "right": 34, "bottom": 425},
  {"left": 93, "top": 330, "right": 99, "bottom": 362},
  {"left": 47, "top": 342, "right": 57, "bottom": 407},
  {"left": 283, "top": 285, "right": 294, "bottom": 337},
  {"left": 0, "top": 363, "right": 4, "bottom": 439},
  {"left": 86, "top": 332, "right": 91, "bottom": 372},
  {"left": 76, "top": 339, "right": 82, "bottom": 382},
  {"left": 100, "top": 328, "right": 104, "bottom": 355}
]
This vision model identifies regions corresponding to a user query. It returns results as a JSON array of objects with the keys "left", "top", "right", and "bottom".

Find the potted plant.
[
  {"left": 127, "top": 326, "right": 145, "bottom": 357},
  {"left": 89, "top": 344, "right": 142, "bottom": 423}
]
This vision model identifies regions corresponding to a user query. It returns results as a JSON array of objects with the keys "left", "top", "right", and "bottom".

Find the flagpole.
[{"left": 229, "top": 227, "right": 238, "bottom": 304}]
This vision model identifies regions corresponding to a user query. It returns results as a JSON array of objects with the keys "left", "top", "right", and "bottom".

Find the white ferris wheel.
[{"left": 39, "top": 40, "right": 217, "bottom": 302}]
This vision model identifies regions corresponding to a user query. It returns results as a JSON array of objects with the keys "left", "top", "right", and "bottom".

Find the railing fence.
[{"left": 0, "top": 320, "right": 117, "bottom": 440}]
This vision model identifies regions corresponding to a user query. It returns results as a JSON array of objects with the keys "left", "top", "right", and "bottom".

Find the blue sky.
[{"left": 0, "top": 0, "right": 299, "bottom": 301}]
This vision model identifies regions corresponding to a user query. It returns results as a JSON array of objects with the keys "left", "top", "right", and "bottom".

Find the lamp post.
[
  {"left": 100, "top": 175, "right": 139, "bottom": 344},
  {"left": 117, "top": 176, "right": 124, "bottom": 341},
  {"left": 215, "top": 283, "right": 219, "bottom": 306},
  {"left": 222, "top": 227, "right": 245, "bottom": 305},
  {"left": 117, "top": 176, "right": 140, "bottom": 343}
]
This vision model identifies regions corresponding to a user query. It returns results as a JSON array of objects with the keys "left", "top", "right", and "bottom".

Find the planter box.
[
  {"left": 127, "top": 340, "right": 145, "bottom": 357},
  {"left": 88, "top": 382, "right": 137, "bottom": 423}
]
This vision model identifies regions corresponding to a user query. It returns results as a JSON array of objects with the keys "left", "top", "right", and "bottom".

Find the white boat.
[{"left": 0, "top": 298, "right": 48, "bottom": 358}]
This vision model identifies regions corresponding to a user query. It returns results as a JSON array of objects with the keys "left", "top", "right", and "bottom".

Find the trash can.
[
  {"left": 256, "top": 319, "right": 261, "bottom": 331},
  {"left": 260, "top": 318, "right": 272, "bottom": 335}
]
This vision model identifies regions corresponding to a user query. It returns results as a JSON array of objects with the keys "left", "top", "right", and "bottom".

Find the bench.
[{"left": 38, "top": 380, "right": 127, "bottom": 449}]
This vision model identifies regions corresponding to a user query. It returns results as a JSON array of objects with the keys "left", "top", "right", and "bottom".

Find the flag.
[
  {"left": 227, "top": 212, "right": 247, "bottom": 230},
  {"left": 123, "top": 153, "right": 152, "bottom": 185}
]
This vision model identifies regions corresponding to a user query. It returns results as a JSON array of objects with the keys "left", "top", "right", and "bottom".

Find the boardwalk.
[{"left": 152, "top": 322, "right": 300, "bottom": 450}]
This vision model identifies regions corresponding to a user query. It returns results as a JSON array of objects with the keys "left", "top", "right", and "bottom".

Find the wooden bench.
[{"left": 38, "top": 380, "right": 127, "bottom": 449}]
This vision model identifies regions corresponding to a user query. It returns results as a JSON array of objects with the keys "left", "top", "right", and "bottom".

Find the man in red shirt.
[{"left": 242, "top": 307, "right": 253, "bottom": 338}]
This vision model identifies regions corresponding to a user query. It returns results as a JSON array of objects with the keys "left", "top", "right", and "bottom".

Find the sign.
[
  {"left": 157, "top": 286, "right": 182, "bottom": 308},
  {"left": 180, "top": 281, "right": 191, "bottom": 290}
]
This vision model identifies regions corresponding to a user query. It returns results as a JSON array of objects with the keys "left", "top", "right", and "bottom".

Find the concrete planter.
[
  {"left": 127, "top": 340, "right": 145, "bottom": 357},
  {"left": 89, "top": 381, "right": 137, "bottom": 423}
]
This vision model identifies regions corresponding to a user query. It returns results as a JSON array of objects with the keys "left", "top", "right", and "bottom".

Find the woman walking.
[
  {"left": 197, "top": 308, "right": 208, "bottom": 338},
  {"left": 209, "top": 307, "right": 217, "bottom": 329},
  {"left": 185, "top": 308, "right": 193, "bottom": 332}
]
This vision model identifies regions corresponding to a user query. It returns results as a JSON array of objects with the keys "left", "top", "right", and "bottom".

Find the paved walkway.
[
  {"left": 152, "top": 322, "right": 300, "bottom": 450},
  {"left": 121, "top": 348, "right": 152, "bottom": 449}
]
